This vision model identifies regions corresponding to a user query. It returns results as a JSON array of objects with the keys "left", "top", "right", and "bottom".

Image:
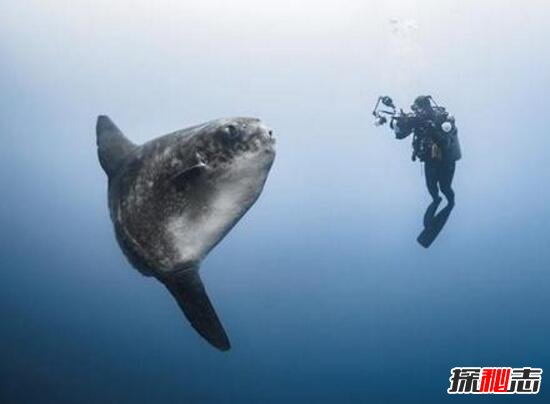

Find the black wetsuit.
[
  {"left": 393, "top": 106, "right": 461, "bottom": 206},
  {"left": 425, "top": 158, "right": 455, "bottom": 206}
]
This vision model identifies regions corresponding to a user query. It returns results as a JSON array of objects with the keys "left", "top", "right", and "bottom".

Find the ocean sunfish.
[{"left": 96, "top": 116, "right": 276, "bottom": 350}]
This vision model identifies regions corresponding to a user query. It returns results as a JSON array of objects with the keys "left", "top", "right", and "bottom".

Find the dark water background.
[{"left": 1, "top": 1, "right": 549, "bottom": 402}]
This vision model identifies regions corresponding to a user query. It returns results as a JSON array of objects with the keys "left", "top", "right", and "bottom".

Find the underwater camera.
[
  {"left": 372, "top": 96, "right": 397, "bottom": 126},
  {"left": 372, "top": 95, "right": 438, "bottom": 128}
]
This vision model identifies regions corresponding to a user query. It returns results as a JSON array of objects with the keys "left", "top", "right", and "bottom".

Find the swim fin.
[{"left": 417, "top": 204, "right": 453, "bottom": 248}]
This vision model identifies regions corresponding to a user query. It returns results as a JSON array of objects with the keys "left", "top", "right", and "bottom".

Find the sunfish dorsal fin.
[{"left": 96, "top": 115, "right": 136, "bottom": 178}]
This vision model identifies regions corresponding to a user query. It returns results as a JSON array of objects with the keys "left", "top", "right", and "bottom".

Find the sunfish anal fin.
[{"left": 160, "top": 268, "right": 231, "bottom": 351}]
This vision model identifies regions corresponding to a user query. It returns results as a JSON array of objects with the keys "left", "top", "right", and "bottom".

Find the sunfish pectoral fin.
[
  {"left": 169, "top": 163, "right": 207, "bottom": 187},
  {"left": 160, "top": 268, "right": 231, "bottom": 351},
  {"left": 169, "top": 154, "right": 208, "bottom": 188},
  {"left": 96, "top": 115, "right": 136, "bottom": 178}
]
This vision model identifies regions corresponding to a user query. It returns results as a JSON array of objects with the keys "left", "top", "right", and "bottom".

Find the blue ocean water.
[{"left": 1, "top": 1, "right": 550, "bottom": 403}]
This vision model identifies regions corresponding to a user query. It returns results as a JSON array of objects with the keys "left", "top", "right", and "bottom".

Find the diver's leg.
[
  {"left": 423, "top": 160, "right": 442, "bottom": 226},
  {"left": 423, "top": 197, "right": 442, "bottom": 227},
  {"left": 424, "top": 160, "right": 441, "bottom": 202},
  {"left": 418, "top": 161, "right": 455, "bottom": 247},
  {"left": 439, "top": 161, "right": 456, "bottom": 207}
]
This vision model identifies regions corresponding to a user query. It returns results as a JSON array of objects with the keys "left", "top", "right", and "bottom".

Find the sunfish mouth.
[
  {"left": 263, "top": 135, "right": 276, "bottom": 151},
  {"left": 252, "top": 126, "right": 276, "bottom": 150}
]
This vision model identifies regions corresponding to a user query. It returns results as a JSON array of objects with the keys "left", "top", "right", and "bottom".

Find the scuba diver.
[{"left": 372, "top": 95, "right": 461, "bottom": 247}]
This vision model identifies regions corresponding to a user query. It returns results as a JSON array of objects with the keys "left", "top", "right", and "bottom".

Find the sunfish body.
[{"left": 96, "top": 116, "right": 276, "bottom": 350}]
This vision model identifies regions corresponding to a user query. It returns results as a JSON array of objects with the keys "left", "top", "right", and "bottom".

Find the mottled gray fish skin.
[{"left": 96, "top": 116, "right": 275, "bottom": 350}]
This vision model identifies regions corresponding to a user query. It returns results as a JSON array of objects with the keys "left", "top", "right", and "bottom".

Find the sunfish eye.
[{"left": 223, "top": 125, "right": 239, "bottom": 140}]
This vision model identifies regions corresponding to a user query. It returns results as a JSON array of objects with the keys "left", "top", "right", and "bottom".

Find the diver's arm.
[{"left": 392, "top": 114, "right": 415, "bottom": 139}]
